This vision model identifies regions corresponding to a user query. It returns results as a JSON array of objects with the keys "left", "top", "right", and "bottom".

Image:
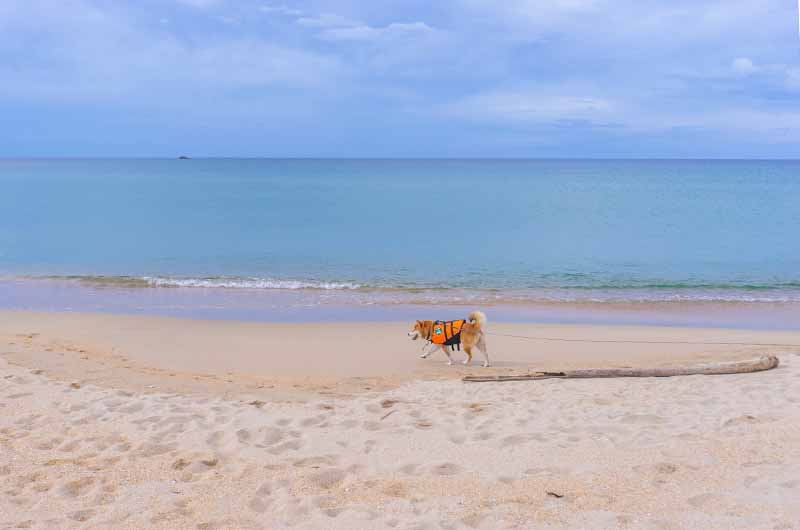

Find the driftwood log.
[{"left": 463, "top": 354, "right": 780, "bottom": 382}]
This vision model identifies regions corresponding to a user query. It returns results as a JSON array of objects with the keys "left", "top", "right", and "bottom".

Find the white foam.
[{"left": 141, "top": 276, "right": 362, "bottom": 290}]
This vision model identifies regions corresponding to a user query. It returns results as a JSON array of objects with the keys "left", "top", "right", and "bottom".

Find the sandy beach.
[
  {"left": 1, "top": 311, "right": 799, "bottom": 529},
  {"left": 6, "top": 0, "right": 800, "bottom": 527}
]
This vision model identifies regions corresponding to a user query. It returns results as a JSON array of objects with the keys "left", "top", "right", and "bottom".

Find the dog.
[{"left": 407, "top": 311, "right": 490, "bottom": 367}]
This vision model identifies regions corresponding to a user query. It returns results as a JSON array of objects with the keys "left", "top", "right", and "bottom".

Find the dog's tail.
[{"left": 467, "top": 310, "right": 487, "bottom": 328}]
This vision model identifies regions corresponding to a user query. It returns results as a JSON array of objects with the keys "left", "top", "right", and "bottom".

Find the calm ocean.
[{"left": 1, "top": 159, "right": 799, "bottom": 326}]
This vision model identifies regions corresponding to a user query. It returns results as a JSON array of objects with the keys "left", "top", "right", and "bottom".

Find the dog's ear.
[{"left": 415, "top": 320, "right": 422, "bottom": 327}]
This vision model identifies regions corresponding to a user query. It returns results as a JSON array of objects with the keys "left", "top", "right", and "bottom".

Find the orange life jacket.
[{"left": 429, "top": 319, "right": 466, "bottom": 349}]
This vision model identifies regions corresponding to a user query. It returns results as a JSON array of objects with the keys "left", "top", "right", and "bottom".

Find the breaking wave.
[
  {"left": 13, "top": 274, "right": 800, "bottom": 304},
  {"left": 34, "top": 275, "right": 362, "bottom": 290}
]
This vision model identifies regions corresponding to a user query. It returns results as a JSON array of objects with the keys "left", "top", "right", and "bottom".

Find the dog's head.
[{"left": 407, "top": 320, "right": 430, "bottom": 341}]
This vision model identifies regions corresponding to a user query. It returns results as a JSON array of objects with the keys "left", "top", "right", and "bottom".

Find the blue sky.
[{"left": 1, "top": 0, "right": 798, "bottom": 157}]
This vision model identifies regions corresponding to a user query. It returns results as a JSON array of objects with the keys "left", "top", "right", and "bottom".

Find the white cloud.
[
  {"left": 732, "top": 57, "right": 757, "bottom": 75},
  {"left": 785, "top": 67, "right": 800, "bottom": 89},
  {"left": 319, "top": 22, "right": 435, "bottom": 42},
  {"left": 296, "top": 13, "right": 359, "bottom": 28},
  {"left": 259, "top": 5, "right": 304, "bottom": 16},
  {"left": 444, "top": 83, "right": 800, "bottom": 142},
  {"left": 0, "top": 1, "right": 343, "bottom": 101},
  {"left": 447, "top": 88, "right": 614, "bottom": 124},
  {"left": 176, "top": 0, "right": 221, "bottom": 8},
  {"left": 293, "top": 12, "right": 437, "bottom": 44}
]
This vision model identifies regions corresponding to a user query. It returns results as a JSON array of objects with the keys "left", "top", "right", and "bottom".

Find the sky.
[{"left": 1, "top": 0, "right": 799, "bottom": 158}]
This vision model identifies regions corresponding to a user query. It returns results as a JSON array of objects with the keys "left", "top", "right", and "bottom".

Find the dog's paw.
[
  {"left": 482, "top": 362, "right": 490, "bottom": 368},
  {"left": 447, "top": 360, "right": 453, "bottom": 366},
  {"left": 419, "top": 354, "right": 428, "bottom": 359},
  {"left": 462, "top": 359, "right": 470, "bottom": 365}
]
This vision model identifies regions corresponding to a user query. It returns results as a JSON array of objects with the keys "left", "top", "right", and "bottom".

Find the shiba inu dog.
[{"left": 408, "top": 311, "right": 489, "bottom": 367}]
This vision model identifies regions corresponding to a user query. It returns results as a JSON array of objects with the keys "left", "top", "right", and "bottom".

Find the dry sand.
[{"left": 1, "top": 311, "right": 799, "bottom": 529}]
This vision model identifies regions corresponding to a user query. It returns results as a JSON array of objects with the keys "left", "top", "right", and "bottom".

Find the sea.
[{"left": 1, "top": 158, "right": 799, "bottom": 328}]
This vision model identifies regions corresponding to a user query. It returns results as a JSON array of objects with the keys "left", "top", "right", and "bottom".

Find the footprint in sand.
[
  {"left": 68, "top": 509, "right": 96, "bottom": 522},
  {"left": 58, "top": 439, "right": 82, "bottom": 452},
  {"left": 687, "top": 492, "right": 726, "bottom": 509},
  {"left": 60, "top": 476, "right": 95, "bottom": 498},
  {"left": 206, "top": 431, "right": 226, "bottom": 448},
  {"left": 119, "top": 402, "right": 144, "bottom": 414},
  {"left": 236, "top": 429, "right": 252, "bottom": 444},
  {"left": 308, "top": 468, "right": 347, "bottom": 490},
  {"left": 300, "top": 415, "right": 326, "bottom": 427},
  {"left": 500, "top": 433, "right": 538, "bottom": 448},
  {"left": 448, "top": 433, "right": 466, "bottom": 445},
  {"left": 258, "top": 426, "right": 285, "bottom": 446},
  {"left": 398, "top": 463, "right": 419, "bottom": 475},
  {"left": 93, "top": 489, "right": 116, "bottom": 506},
  {"left": 363, "top": 420, "right": 383, "bottom": 431},
  {"left": 256, "top": 482, "right": 272, "bottom": 496},
  {"left": 364, "top": 403, "right": 382, "bottom": 414},
  {"left": 430, "top": 463, "right": 462, "bottom": 476},
  {"left": 113, "top": 441, "right": 132, "bottom": 453},
  {"left": 268, "top": 439, "right": 303, "bottom": 455},
  {"left": 363, "top": 440, "right": 377, "bottom": 454},
  {"left": 36, "top": 437, "right": 63, "bottom": 450},
  {"left": 248, "top": 497, "right": 270, "bottom": 513},
  {"left": 137, "top": 442, "right": 176, "bottom": 457},
  {"left": 654, "top": 462, "right": 678, "bottom": 474}
]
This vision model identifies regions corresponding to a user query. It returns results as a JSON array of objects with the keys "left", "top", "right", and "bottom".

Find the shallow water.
[{"left": 2, "top": 158, "right": 799, "bottom": 323}]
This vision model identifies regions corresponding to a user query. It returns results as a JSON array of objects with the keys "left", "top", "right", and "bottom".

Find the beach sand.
[{"left": 1, "top": 311, "right": 799, "bottom": 529}]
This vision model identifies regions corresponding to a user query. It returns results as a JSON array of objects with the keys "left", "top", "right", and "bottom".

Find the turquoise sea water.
[{"left": 1, "top": 159, "right": 799, "bottom": 325}]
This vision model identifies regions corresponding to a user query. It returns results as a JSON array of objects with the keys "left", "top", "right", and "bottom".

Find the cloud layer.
[{"left": 1, "top": 0, "right": 798, "bottom": 156}]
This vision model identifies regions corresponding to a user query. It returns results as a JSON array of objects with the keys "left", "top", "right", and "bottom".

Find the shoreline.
[{"left": 3, "top": 278, "right": 800, "bottom": 330}]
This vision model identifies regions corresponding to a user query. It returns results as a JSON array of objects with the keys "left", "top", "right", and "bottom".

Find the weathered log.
[{"left": 462, "top": 355, "right": 780, "bottom": 382}]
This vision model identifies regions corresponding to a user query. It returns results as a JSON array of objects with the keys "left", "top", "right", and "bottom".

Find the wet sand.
[{"left": 2, "top": 311, "right": 800, "bottom": 529}]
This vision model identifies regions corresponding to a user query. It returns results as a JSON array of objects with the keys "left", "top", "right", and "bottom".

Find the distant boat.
[{"left": 177, "top": 155, "right": 191, "bottom": 160}]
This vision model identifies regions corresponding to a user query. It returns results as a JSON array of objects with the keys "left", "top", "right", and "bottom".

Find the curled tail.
[{"left": 467, "top": 310, "right": 487, "bottom": 328}]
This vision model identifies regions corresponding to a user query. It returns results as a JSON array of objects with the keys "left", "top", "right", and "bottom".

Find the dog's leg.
[
  {"left": 462, "top": 346, "right": 473, "bottom": 365},
  {"left": 477, "top": 335, "right": 490, "bottom": 367},
  {"left": 420, "top": 342, "right": 435, "bottom": 359},
  {"left": 441, "top": 345, "right": 453, "bottom": 365}
]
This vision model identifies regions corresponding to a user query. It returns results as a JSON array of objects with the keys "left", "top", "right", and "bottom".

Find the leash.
[{"left": 484, "top": 331, "right": 800, "bottom": 348}]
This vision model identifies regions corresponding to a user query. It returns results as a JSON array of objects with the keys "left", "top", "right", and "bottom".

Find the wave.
[
  {"left": 10, "top": 274, "right": 800, "bottom": 304},
  {"left": 32, "top": 275, "right": 362, "bottom": 290},
  {"left": 141, "top": 276, "right": 362, "bottom": 290}
]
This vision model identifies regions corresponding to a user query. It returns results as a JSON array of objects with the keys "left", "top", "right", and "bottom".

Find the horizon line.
[{"left": 2, "top": 157, "right": 800, "bottom": 162}]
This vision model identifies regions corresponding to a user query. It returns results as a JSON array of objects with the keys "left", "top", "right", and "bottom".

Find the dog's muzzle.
[{"left": 407, "top": 331, "right": 420, "bottom": 340}]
